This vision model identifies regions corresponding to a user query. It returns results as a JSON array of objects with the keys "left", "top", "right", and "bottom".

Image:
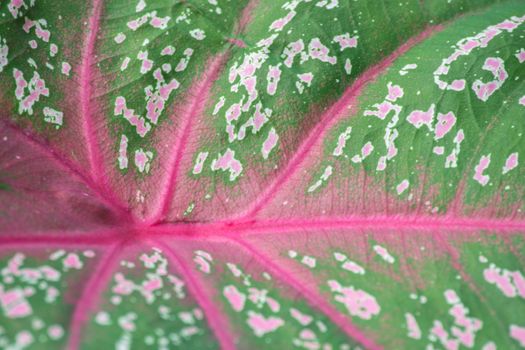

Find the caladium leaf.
[{"left": 0, "top": 0, "right": 525, "bottom": 349}]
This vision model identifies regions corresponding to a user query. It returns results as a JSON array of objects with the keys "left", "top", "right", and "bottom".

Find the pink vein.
[
  {"left": 1, "top": 214, "right": 524, "bottom": 246},
  {"left": 0, "top": 229, "right": 125, "bottom": 245},
  {"left": 147, "top": 0, "right": 259, "bottom": 225},
  {"left": 237, "top": 25, "right": 443, "bottom": 220},
  {"left": 231, "top": 236, "right": 382, "bottom": 350},
  {"left": 66, "top": 242, "right": 124, "bottom": 350},
  {"left": 2, "top": 121, "right": 130, "bottom": 216},
  {"left": 80, "top": 0, "right": 105, "bottom": 184},
  {"left": 147, "top": 214, "right": 525, "bottom": 237},
  {"left": 146, "top": 54, "right": 228, "bottom": 225},
  {"left": 154, "top": 239, "right": 237, "bottom": 350},
  {"left": 231, "top": 215, "right": 525, "bottom": 235}
]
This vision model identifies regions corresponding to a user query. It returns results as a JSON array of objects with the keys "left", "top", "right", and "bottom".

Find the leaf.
[{"left": 0, "top": 0, "right": 525, "bottom": 349}]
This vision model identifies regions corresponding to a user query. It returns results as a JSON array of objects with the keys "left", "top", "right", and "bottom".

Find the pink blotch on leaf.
[
  {"left": 192, "top": 152, "right": 209, "bottom": 175},
  {"left": 134, "top": 149, "right": 153, "bottom": 173},
  {"left": 433, "top": 146, "right": 445, "bottom": 155},
  {"left": 0, "top": 288, "right": 32, "bottom": 318},
  {"left": 22, "top": 17, "right": 34, "bottom": 32},
  {"left": 266, "top": 65, "right": 282, "bottom": 96},
  {"left": 364, "top": 101, "right": 398, "bottom": 120},
  {"left": 361, "top": 142, "right": 374, "bottom": 157},
  {"left": 247, "top": 311, "right": 284, "bottom": 337},
  {"left": 114, "top": 96, "right": 151, "bottom": 137},
  {"left": 435, "top": 112, "right": 456, "bottom": 140},
  {"left": 396, "top": 179, "right": 409, "bottom": 195},
  {"left": 223, "top": 285, "right": 246, "bottom": 312},
  {"left": 405, "top": 313, "right": 422, "bottom": 339},
  {"left": 290, "top": 308, "right": 313, "bottom": 326},
  {"left": 328, "top": 280, "right": 380, "bottom": 320},
  {"left": 283, "top": 39, "right": 305, "bottom": 68},
  {"left": 333, "top": 33, "right": 358, "bottom": 51},
  {"left": 502, "top": 152, "right": 518, "bottom": 174},
  {"left": 484, "top": 264, "right": 525, "bottom": 298},
  {"left": 386, "top": 82, "right": 404, "bottom": 102},
  {"left": 308, "top": 38, "right": 337, "bottom": 65},
  {"left": 269, "top": 10, "right": 296, "bottom": 32},
  {"left": 211, "top": 148, "right": 243, "bottom": 181},
  {"left": 193, "top": 251, "right": 212, "bottom": 274},
  {"left": 472, "top": 57, "right": 507, "bottom": 102},
  {"left": 63, "top": 253, "right": 83, "bottom": 269},
  {"left": 510, "top": 325, "right": 525, "bottom": 347},
  {"left": 516, "top": 49, "right": 525, "bottom": 63},
  {"left": 113, "top": 273, "right": 134, "bottom": 295},
  {"left": 262, "top": 128, "right": 279, "bottom": 159},
  {"left": 406, "top": 104, "right": 435, "bottom": 130},
  {"left": 142, "top": 278, "right": 162, "bottom": 292},
  {"left": 118, "top": 135, "right": 128, "bottom": 170},
  {"left": 61, "top": 62, "right": 71, "bottom": 76},
  {"left": 473, "top": 154, "right": 491, "bottom": 186}
]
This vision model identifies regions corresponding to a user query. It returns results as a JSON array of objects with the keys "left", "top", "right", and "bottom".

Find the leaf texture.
[{"left": 1, "top": 0, "right": 525, "bottom": 349}]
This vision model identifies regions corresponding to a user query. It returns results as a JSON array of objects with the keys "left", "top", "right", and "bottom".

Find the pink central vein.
[
  {"left": 2, "top": 214, "right": 525, "bottom": 244},
  {"left": 80, "top": 0, "right": 105, "bottom": 184}
]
